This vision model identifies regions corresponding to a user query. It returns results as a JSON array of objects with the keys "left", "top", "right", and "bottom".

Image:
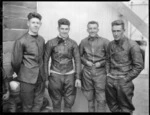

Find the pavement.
[{"left": 44, "top": 74, "right": 149, "bottom": 114}]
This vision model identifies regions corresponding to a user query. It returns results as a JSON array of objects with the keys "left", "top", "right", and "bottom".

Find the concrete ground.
[{"left": 45, "top": 74, "right": 149, "bottom": 114}]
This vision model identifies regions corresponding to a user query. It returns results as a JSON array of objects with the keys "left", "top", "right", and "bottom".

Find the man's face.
[
  {"left": 58, "top": 25, "right": 70, "bottom": 38},
  {"left": 27, "top": 18, "right": 41, "bottom": 34},
  {"left": 112, "top": 25, "right": 124, "bottom": 41},
  {"left": 87, "top": 24, "right": 99, "bottom": 37}
]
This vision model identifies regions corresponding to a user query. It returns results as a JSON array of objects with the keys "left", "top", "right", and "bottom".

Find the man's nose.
[
  {"left": 114, "top": 32, "right": 118, "bottom": 35},
  {"left": 35, "top": 23, "right": 39, "bottom": 27},
  {"left": 91, "top": 29, "right": 94, "bottom": 32},
  {"left": 63, "top": 30, "right": 67, "bottom": 33}
]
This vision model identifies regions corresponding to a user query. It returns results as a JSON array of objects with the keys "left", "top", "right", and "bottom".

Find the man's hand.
[
  {"left": 13, "top": 72, "right": 17, "bottom": 78},
  {"left": 86, "top": 61, "right": 93, "bottom": 67},
  {"left": 95, "top": 62, "right": 100, "bottom": 67},
  {"left": 45, "top": 80, "right": 49, "bottom": 89},
  {"left": 107, "top": 73, "right": 112, "bottom": 77},
  {"left": 3, "top": 91, "right": 10, "bottom": 100},
  {"left": 75, "top": 79, "right": 81, "bottom": 88}
]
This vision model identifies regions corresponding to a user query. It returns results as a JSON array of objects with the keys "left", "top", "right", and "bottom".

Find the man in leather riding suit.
[
  {"left": 11, "top": 12, "right": 45, "bottom": 112},
  {"left": 44, "top": 18, "right": 81, "bottom": 112},
  {"left": 79, "top": 21, "right": 109, "bottom": 112},
  {"left": 105, "top": 20, "right": 144, "bottom": 115}
]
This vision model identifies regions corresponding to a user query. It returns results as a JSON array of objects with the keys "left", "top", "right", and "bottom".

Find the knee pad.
[{"left": 9, "top": 81, "right": 20, "bottom": 93}]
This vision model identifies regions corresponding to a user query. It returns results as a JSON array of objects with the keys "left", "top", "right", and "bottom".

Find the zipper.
[
  {"left": 92, "top": 41, "right": 97, "bottom": 76},
  {"left": 92, "top": 42, "right": 94, "bottom": 62}
]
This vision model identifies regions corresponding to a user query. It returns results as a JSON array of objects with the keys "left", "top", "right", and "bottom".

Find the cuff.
[
  {"left": 125, "top": 75, "right": 132, "bottom": 82},
  {"left": 76, "top": 74, "right": 81, "bottom": 80}
]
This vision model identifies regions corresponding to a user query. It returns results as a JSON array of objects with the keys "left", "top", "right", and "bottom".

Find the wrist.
[
  {"left": 76, "top": 78, "right": 81, "bottom": 80},
  {"left": 107, "top": 73, "right": 111, "bottom": 76},
  {"left": 124, "top": 76, "right": 130, "bottom": 82}
]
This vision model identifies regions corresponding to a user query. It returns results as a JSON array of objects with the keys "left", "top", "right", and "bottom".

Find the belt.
[
  {"left": 107, "top": 73, "right": 126, "bottom": 79},
  {"left": 50, "top": 69, "right": 75, "bottom": 75}
]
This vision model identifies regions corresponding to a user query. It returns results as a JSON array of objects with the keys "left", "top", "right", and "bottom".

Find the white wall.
[{"left": 37, "top": 2, "right": 121, "bottom": 44}]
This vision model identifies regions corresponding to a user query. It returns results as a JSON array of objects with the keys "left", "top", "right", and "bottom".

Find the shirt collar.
[
  {"left": 114, "top": 35, "right": 127, "bottom": 46},
  {"left": 28, "top": 32, "right": 38, "bottom": 38},
  {"left": 57, "top": 35, "right": 70, "bottom": 45},
  {"left": 88, "top": 34, "right": 100, "bottom": 41},
  {"left": 58, "top": 35, "right": 69, "bottom": 41}
]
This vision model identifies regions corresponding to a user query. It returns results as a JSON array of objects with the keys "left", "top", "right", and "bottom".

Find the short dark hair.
[
  {"left": 27, "top": 12, "right": 42, "bottom": 21},
  {"left": 111, "top": 20, "right": 125, "bottom": 30},
  {"left": 87, "top": 21, "right": 99, "bottom": 27},
  {"left": 58, "top": 18, "right": 70, "bottom": 27}
]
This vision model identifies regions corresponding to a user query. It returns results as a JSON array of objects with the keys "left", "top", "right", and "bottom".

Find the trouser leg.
[
  {"left": 118, "top": 79, "right": 135, "bottom": 113},
  {"left": 48, "top": 73, "right": 63, "bottom": 112},
  {"left": 20, "top": 82, "right": 35, "bottom": 112},
  {"left": 81, "top": 68, "right": 96, "bottom": 112},
  {"left": 88, "top": 100, "right": 95, "bottom": 112},
  {"left": 82, "top": 89, "right": 95, "bottom": 112},
  {"left": 94, "top": 73, "right": 106, "bottom": 112},
  {"left": 64, "top": 74, "right": 76, "bottom": 112},
  {"left": 105, "top": 77, "right": 121, "bottom": 112},
  {"left": 8, "top": 96, "right": 17, "bottom": 112},
  {"left": 2, "top": 100, "right": 10, "bottom": 112},
  {"left": 32, "top": 81, "right": 45, "bottom": 112},
  {"left": 96, "top": 89, "right": 106, "bottom": 112}
]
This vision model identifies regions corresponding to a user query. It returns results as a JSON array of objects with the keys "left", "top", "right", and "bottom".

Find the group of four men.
[{"left": 3, "top": 12, "right": 144, "bottom": 114}]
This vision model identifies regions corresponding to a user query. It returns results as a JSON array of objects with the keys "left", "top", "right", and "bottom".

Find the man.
[
  {"left": 105, "top": 20, "right": 144, "bottom": 114},
  {"left": 79, "top": 21, "right": 109, "bottom": 112},
  {"left": 44, "top": 18, "right": 81, "bottom": 112},
  {"left": 11, "top": 12, "right": 45, "bottom": 112}
]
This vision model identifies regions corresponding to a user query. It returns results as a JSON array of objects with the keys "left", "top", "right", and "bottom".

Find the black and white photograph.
[{"left": 2, "top": 0, "right": 149, "bottom": 114}]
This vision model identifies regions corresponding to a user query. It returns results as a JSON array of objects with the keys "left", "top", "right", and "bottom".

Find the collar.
[
  {"left": 88, "top": 34, "right": 100, "bottom": 41},
  {"left": 58, "top": 35, "right": 69, "bottom": 41},
  {"left": 57, "top": 36, "right": 69, "bottom": 45},
  {"left": 114, "top": 35, "right": 126, "bottom": 46},
  {"left": 114, "top": 36, "right": 128, "bottom": 51},
  {"left": 28, "top": 32, "right": 38, "bottom": 38}
]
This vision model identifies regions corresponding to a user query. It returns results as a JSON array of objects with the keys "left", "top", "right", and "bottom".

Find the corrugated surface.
[
  {"left": 3, "top": 1, "right": 37, "bottom": 9},
  {"left": 3, "top": 2, "right": 37, "bottom": 76},
  {"left": 3, "top": 52, "right": 12, "bottom": 64},
  {"left": 3, "top": 4, "right": 36, "bottom": 18},
  {"left": 3, "top": 17, "right": 28, "bottom": 29},
  {"left": 3, "top": 29, "right": 28, "bottom": 42},
  {"left": 3, "top": 41, "right": 15, "bottom": 54}
]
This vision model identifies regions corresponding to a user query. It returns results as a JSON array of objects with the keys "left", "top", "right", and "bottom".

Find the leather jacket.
[
  {"left": 106, "top": 36, "right": 144, "bottom": 82},
  {"left": 11, "top": 32, "right": 45, "bottom": 84},
  {"left": 79, "top": 35, "right": 109, "bottom": 70},
  {"left": 44, "top": 36, "right": 81, "bottom": 80}
]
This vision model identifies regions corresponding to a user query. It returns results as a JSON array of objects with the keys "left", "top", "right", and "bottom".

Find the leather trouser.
[
  {"left": 48, "top": 73, "right": 76, "bottom": 112},
  {"left": 105, "top": 76, "right": 135, "bottom": 113},
  {"left": 81, "top": 67, "right": 106, "bottom": 112},
  {"left": 20, "top": 76, "right": 45, "bottom": 112},
  {"left": 2, "top": 95, "right": 20, "bottom": 112},
  {"left": 8, "top": 94, "right": 21, "bottom": 112}
]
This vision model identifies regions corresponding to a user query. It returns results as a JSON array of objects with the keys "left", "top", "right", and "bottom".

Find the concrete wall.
[{"left": 3, "top": 1, "right": 37, "bottom": 77}]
